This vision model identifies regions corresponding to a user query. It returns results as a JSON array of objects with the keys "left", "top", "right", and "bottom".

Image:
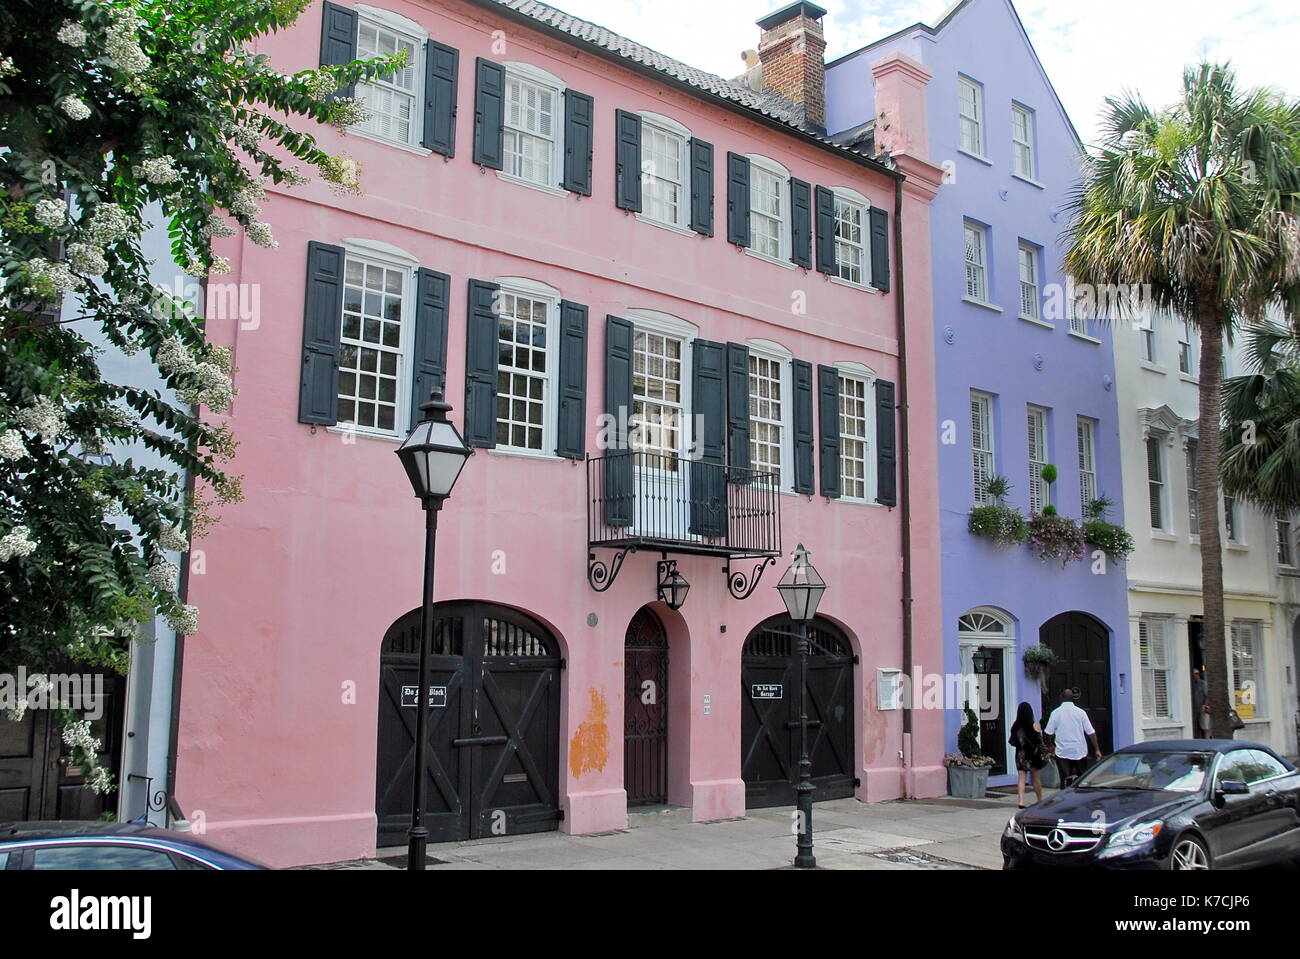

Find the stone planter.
[{"left": 946, "top": 764, "right": 991, "bottom": 799}]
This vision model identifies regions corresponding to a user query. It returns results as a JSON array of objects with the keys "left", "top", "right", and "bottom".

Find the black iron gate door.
[
  {"left": 972, "top": 647, "right": 1007, "bottom": 776},
  {"left": 624, "top": 608, "right": 669, "bottom": 805},
  {"left": 375, "top": 604, "right": 561, "bottom": 846},
  {"left": 1041, "top": 611, "right": 1113, "bottom": 755},
  {"left": 741, "top": 616, "right": 855, "bottom": 809}
]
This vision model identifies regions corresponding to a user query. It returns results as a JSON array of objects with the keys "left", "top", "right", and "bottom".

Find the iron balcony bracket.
[
  {"left": 125, "top": 773, "right": 171, "bottom": 827},
  {"left": 724, "top": 555, "right": 776, "bottom": 601},
  {"left": 588, "top": 546, "right": 636, "bottom": 592}
]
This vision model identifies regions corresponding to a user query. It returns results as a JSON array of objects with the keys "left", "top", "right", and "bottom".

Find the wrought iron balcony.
[{"left": 586, "top": 451, "right": 782, "bottom": 599}]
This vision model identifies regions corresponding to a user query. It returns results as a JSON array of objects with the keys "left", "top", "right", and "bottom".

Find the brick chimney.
[{"left": 756, "top": 2, "right": 828, "bottom": 131}]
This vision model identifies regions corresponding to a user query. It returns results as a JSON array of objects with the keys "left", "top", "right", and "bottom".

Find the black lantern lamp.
[
  {"left": 656, "top": 559, "right": 691, "bottom": 611},
  {"left": 394, "top": 389, "right": 471, "bottom": 872},
  {"left": 775, "top": 543, "right": 827, "bottom": 869}
]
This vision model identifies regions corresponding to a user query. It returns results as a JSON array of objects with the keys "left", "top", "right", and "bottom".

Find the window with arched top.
[{"left": 958, "top": 608, "right": 1015, "bottom": 639}]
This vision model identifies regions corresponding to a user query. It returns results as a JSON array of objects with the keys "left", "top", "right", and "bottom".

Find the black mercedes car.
[{"left": 1002, "top": 740, "right": 1300, "bottom": 870}]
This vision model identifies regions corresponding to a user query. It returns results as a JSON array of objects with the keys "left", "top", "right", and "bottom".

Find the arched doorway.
[
  {"left": 374, "top": 602, "right": 562, "bottom": 846},
  {"left": 624, "top": 607, "right": 669, "bottom": 806},
  {"left": 957, "top": 608, "right": 1017, "bottom": 777},
  {"left": 1040, "top": 611, "right": 1113, "bottom": 754},
  {"left": 740, "top": 615, "right": 856, "bottom": 809}
]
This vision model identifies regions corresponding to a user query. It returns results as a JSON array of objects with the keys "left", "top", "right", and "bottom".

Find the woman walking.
[{"left": 1008, "top": 701, "right": 1047, "bottom": 808}]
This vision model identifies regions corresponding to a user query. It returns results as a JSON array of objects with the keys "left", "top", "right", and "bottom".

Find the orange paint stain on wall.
[{"left": 568, "top": 688, "right": 610, "bottom": 780}]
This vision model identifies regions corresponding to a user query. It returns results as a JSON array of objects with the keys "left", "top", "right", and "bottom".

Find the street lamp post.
[
  {"left": 775, "top": 543, "right": 827, "bottom": 870},
  {"left": 394, "top": 389, "right": 471, "bottom": 872}
]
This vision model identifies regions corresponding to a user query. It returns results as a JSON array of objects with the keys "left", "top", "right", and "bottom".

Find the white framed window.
[
  {"left": 353, "top": 12, "right": 425, "bottom": 147},
  {"left": 1185, "top": 438, "right": 1200, "bottom": 532},
  {"left": 1018, "top": 242, "right": 1040, "bottom": 320},
  {"left": 1147, "top": 434, "right": 1167, "bottom": 531},
  {"left": 1229, "top": 621, "right": 1263, "bottom": 720},
  {"left": 1026, "top": 405, "right": 1049, "bottom": 514},
  {"left": 876, "top": 668, "right": 903, "bottom": 711},
  {"left": 1139, "top": 312, "right": 1157, "bottom": 363},
  {"left": 1224, "top": 492, "right": 1241, "bottom": 544},
  {"left": 837, "top": 363, "right": 876, "bottom": 502},
  {"left": 629, "top": 311, "right": 695, "bottom": 473},
  {"left": 964, "top": 221, "right": 988, "bottom": 303},
  {"left": 640, "top": 113, "right": 690, "bottom": 231},
  {"left": 748, "top": 340, "right": 792, "bottom": 489},
  {"left": 1077, "top": 417, "right": 1097, "bottom": 514},
  {"left": 1277, "top": 518, "right": 1295, "bottom": 567},
  {"left": 971, "top": 391, "right": 995, "bottom": 506},
  {"left": 748, "top": 156, "right": 789, "bottom": 261},
  {"left": 1011, "top": 103, "right": 1036, "bottom": 179},
  {"left": 337, "top": 247, "right": 416, "bottom": 436},
  {"left": 1138, "top": 617, "right": 1173, "bottom": 722},
  {"left": 494, "top": 278, "right": 559, "bottom": 454},
  {"left": 1068, "top": 292, "right": 1089, "bottom": 336},
  {"left": 832, "top": 188, "right": 869, "bottom": 286},
  {"left": 958, "top": 76, "right": 984, "bottom": 156},
  {"left": 1178, "top": 319, "right": 1195, "bottom": 376},
  {"left": 502, "top": 62, "right": 564, "bottom": 189}
]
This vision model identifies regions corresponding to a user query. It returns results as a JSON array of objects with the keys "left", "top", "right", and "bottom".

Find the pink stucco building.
[{"left": 177, "top": 0, "right": 946, "bottom": 867}]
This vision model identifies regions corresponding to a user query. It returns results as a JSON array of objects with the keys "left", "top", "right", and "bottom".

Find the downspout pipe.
[{"left": 893, "top": 174, "right": 916, "bottom": 798}]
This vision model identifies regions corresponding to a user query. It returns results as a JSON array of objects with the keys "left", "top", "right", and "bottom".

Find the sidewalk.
[{"left": 313, "top": 791, "right": 1038, "bottom": 870}]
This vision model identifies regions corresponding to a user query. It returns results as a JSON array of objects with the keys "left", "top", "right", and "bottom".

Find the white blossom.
[
  {"left": 133, "top": 156, "right": 180, "bottom": 185},
  {"left": 85, "top": 765, "right": 114, "bottom": 794},
  {"left": 17, "top": 395, "right": 68, "bottom": 441},
  {"left": 320, "top": 154, "right": 362, "bottom": 195},
  {"left": 61, "top": 718, "right": 101, "bottom": 754},
  {"left": 66, "top": 242, "right": 108, "bottom": 277},
  {"left": 26, "top": 257, "right": 80, "bottom": 295},
  {"left": 166, "top": 604, "right": 200, "bottom": 636},
  {"left": 105, "top": 8, "right": 150, "bottom": 77},
  {"left": 85, "top": 203, "right": 133, "bottom": 245},
  {"left": 201, "top": 212, "right": 237, "bottom": 239},
  {"left": 0, "top": 526, "right": 37, "bottom": 562},
  {"left": 33, "top": 197, "right": 68, "bottom": 228},
  {"left": 57, "top": 21, "right": 88, "bottom": 47},
  {"left": 246, "top": 221, "right": 278, "bottom": 249},
  {"left": 0, "top": 430, "right": 28, "bottom": 461},
  {"left": 59, "top": 95, "right": 91, "bottom": 121},
  {"left": 147, "top": 559, "right": 179, "bottom": 592},
  {"left": 229, "top": 186, "right": 264, "bottom": 218},
  {"left": 156, "top": 337, "right": 198, "bottom": 376},
  {"left": 157, "top": 524, "right": 189, "bottom": 553},
  {"left": 208, "top": 255, "right": 232, "bottom": 275},
  {"left": 0, "top": 57, "right": 16, "bottom": 77},
  {"left": 306, "top": 71, "right": 338, "bottom": 99}
]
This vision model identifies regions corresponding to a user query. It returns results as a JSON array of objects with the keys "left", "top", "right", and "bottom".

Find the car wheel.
[{"left": 1169, "top": 836, "right": 1211, "bottom": 871}]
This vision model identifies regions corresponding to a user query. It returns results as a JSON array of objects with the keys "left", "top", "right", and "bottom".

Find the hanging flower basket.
[{"left": 1022, "top": 643, "right": 1058, "bottom": 684}]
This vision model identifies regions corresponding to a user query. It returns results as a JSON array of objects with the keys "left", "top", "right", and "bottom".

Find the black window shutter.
[
  {"left": 727, "top": 153, "right": 751, "bottom": 247},
  {"left": 319, "top": 2, "right": 358, "bottom": 99},
  {"left": 299, "top": 241, "right": 345, "bottom": 426},
  {"left": 790, "top": 178, "right": 812, "bottom": 268},
  {"left": 870, "top": 207, "right": 891, "bottom": 292},
  {"left": 793, "top": 359, "right": 815, "bottom": 494},
  {"left": 409, "top": 268, "right": 451, "bottom": 431},
  {"left": 422, "top": 41, "right": 459, "bottom": 157},
  {"left": 725, "top": 342, "right": 750, "bottom": 473},
  {"left": 556, "top": 300, "right": 588, "bottom": 459},
  {"left": 603, "top": 316, "right": 635, "bottom": 527},
  {"left": 689, "top": 138, "right": 714, "bottom": 236},
  {"left": 562, "top": 91, "right": 595, "bottom": 196},
  {"left": 815, "top": 185, "right": 837, "bottom": 275},
  {"left": 817, "top": 364, "right": 841, "bottom": 498},
  {"left": 690, "top": 339, "right": 727, "bottom": 537},
  {"left": 876, "top": 379, "right": 898, "bottom": 506},
  {"left": 614, "top": 109, "right": 642, "bottom": 212},
  {"left": 473, "top": 58, "right": 505, "bottom": 170},
  {"left": 464, "top": 279, "right": 500, "bottom": 447}
]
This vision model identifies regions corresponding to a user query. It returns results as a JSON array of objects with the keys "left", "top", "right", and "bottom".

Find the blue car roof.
[{"left": 0, "top": 821, "right": 267, "bottom": 868}]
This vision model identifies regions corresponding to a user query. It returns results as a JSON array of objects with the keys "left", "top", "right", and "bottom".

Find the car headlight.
[
  {"left": 1003, "top": 815, "right": 1023, "bottom": 841},
  {"left": 1100, "top": 820, "right": 1163, "bottom": 855}
]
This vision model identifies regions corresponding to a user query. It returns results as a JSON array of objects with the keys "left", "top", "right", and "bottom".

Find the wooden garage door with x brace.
[{"left": 375, "top": 602, "right": 562, "bottom": 846}]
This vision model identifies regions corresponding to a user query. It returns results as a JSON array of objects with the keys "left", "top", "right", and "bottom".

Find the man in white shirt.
[{"left": 1044, "top": 688, "right": 1103, "bottom": 786}]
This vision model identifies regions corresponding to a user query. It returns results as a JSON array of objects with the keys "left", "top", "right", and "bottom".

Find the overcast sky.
[{"left": 545, "top": 0, "right": 1299, "bottom": 143}]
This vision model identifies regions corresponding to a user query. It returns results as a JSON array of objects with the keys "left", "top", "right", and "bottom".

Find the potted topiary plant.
[
  {"left": 945, "top": 703, "right": 995, "bottom": 798},
  {"left": 1082, "top": 495, "right": 1136, "bottom": 564},
  {"left": 968, "top": 476, "right": 1029, "bottom": 547}
]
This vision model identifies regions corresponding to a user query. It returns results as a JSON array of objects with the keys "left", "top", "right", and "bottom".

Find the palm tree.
[
  {"left": 1064, "top": 64, "right": 1300, "bottom": 739},
  {"left": 1221, "top": 320, "right": 1300, "bottom": 513}
]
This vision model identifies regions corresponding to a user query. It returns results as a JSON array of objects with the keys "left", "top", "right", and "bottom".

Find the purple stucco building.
[{"left": 826, "top": 0, "right": 1134, "bottom": 784}]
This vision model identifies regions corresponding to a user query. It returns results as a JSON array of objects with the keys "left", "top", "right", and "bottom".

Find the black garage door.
[
  {"left": 741, "top": 615, "right": 856, "bottom": 809},
  {"left": 375, "top": 603, "right": 562, "bottom": 846}
]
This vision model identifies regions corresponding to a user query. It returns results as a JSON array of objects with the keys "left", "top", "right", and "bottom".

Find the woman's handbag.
[{"left": 1229, "top": 708, "right": 1246, "bottom": 731}]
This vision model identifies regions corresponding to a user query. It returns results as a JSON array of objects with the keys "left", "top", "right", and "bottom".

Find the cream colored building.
[{"left": 1112, "top": 308, "right": 1299, "bottom": 757}]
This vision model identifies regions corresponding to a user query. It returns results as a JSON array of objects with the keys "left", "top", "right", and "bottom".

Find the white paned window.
[
  {"left": 834, "top": 192, "right": 867, "bottom": 285},
  {"left": 1147, "top": 434, "right": 1166, "bottom": 530},
  {"left": 1277, "top": 519, "right": 1295, "bottom": 567},
  {"left": 1069, "top": 294, "right": 1088, "bottom": 336},
  {"left": 1018, "top": 243, "right": 1039, "bottom": 319},
  {"left": 1011, "top": 104, "right": 1035, "bottom": 179},
  {"left": 749, "top": 351, "right": 786, "bottom": 483},
  {"left": 1224, "top": 492, "right": 1240, "bottom": 543},
  {"left": 642, "top": 119, "right": 688, "bottom": 229},
  {"left": 749, "top": 161, "right": 786, "bottom": 260},
  {"left": 1186, "top": 438, "right": 1200, "bottom": 532},
  {"left": 958, "top": 77, "right": 983, "bottom": 156},
  {"left": 1077, "top": 417, "right": 1097, "bottom": 514},
  {"left": 1229, "top": 622, "right": 1262, "bottom": 719},
  {"left": 1179, "top": 320, "right": 1195, "bottom": 376},
  {"left": 1138, "top": 617, "right": 1173, "bottom": 722},
  {"left": 1027, "top": 406, "right": 1049, "bottom": 514},
  {"left": 632, "top": 328, "right": 685, "bottom": 472},
  {"left": 964, "top": 222, "right": 987, "bottom": 302},
  {"left": 971, "top": 391, "right": 995, "bottom": 506},
  {"left": 1139, "top": 312, "right": 1157, "bottom": 363},
  {"left": 494, "top": 287, "right": 555, "bottom": 452},
  {"left": 338, "top": 256, "right": 408, "bottom": 434},
  {"left": 838, "top": 372, "right": 872, "bottom": 501},
  {"left": 504, "top": 71, "right": 559, "bottom": 187},
  {"left": 355, "top": 20, "right": 421, "bottom": 146}
]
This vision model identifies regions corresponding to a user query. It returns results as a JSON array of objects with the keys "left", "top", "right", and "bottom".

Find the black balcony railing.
[{"left": 587, "top": 452, "right": 782, "bottom": 594}]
